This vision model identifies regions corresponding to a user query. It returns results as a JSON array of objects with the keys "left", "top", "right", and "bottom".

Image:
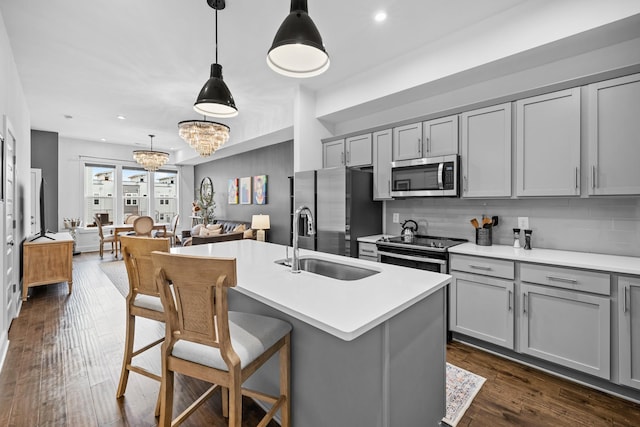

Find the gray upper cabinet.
[
  {"left": 372, "top": 129, "right": 393, "bottom": 200},
  {"left": 392, "top": 122, "right": 422, "bottom": 161},
  {"left": 323, "top": 139, "right": 345, "bottom": 168},
  {"left": 345, "top": 133, "right": 372, "bottom": 167},
  {"left": 422, "top": 115, "right": 458, "bottom": 157},
  {"left": 460, "top": 103, "right": 512, "bottom": 198},
  {"left": 588, "top": 73, "right": 640, "bottom": 195},
  {"left": 516, "top": 88, "right": 581, "bottom": 196},
  {"left": 619, "top": 276, "right": 640, "bottom": 391}
]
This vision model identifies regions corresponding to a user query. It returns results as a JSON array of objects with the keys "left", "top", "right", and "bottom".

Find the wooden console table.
[{"left": 23, "top": 232, "right": 74, "bottom": 301}]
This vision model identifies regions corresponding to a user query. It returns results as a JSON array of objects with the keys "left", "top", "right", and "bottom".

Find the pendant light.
[
  {"left": 178, "top": 118, "right": 230, "bottom": 157},
  {"left": 133, "top": 134, "right": 169, "bottom": 172},
  {"left": 194, "top": 0, "right": 238, "bottom": 118},
  {"left": 267, "top": 0, "right": 330, "bottom": 78}
]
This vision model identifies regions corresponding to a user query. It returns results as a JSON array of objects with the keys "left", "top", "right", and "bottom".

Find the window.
[
  {"left": 154, "top": 170, "right": 177, "bottom": 222},
  {"left": 122, "top": 167, "right": 149, "bottom": 220},
  {"left": 84, "top": 164, "right": 115, "bottom": 225}
]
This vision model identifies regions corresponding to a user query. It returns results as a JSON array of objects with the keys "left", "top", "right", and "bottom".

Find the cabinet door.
[
  {"left": 345, "top": 134, "right": 372, "bottom": 167},
  {"left": 450, "top": 272, "right": 514, "bottom": 349},
  {"left": 392, "top": 123, "right": 422, "bottom": 161},
  {"left": 520, "top": 283, "right": 610, "bottom": 379},
  {"left": 460, "top": 103, "right": 512, "bottom": 198},
  {"left": 516, "top": 88, "right": 581, "bottom": 196},
  {"left": 372, "top": 129, "right": 393, "bottom": 200},
  {"left": 423, "top": 115, "right": 458, "bottom": 156},
  {"left": 619, "top": 277, "right": 640, "bottom": 390},
  {"left": 588, "top": 73, "right": 640, "bottom": 195},
  {"left": 323, "top": 139, "right": 345, "bottom": 168}
]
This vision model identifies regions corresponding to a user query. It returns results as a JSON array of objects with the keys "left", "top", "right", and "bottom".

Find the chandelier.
[
  {"left": 178, "top": 119, "right": 230, "bottom": 157},
  {"left": 133, "top": 134, "right": 169, "bottom": 171}
]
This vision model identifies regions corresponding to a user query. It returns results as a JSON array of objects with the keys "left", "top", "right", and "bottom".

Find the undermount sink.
[{"left": 275, "top": 257, "right": 380, "bottom": 281}]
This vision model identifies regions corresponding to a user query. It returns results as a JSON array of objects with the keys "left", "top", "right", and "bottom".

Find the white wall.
[{"left": 0, "top": 9, "right": 32, "bottom": 369}]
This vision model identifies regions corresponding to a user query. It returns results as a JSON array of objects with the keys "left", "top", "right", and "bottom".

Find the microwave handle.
[{"left": 438, "top": 162, "right": 444, "bottom": 190}]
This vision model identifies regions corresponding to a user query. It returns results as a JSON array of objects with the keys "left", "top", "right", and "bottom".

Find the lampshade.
[
  {"left": 267, "top": 0, "right": 330, "bottom": 78},
  {"left": 133, "top": 135, "right": 169, "bottom": 172},
  {"left": 178, "top": 119, "right": 230, "bottom": 157},
  {"left": 194, "top": 0, "right": 238, "bottom": 118},
  {"left": 251, "top": 214, "right": 271, "bottom": 230},
  {"left": 251, "top": 214, "right": 270, "bottom": 242}
]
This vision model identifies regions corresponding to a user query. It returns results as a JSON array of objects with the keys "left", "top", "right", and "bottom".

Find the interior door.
[
  {"left": 4, "top": 117, "right": 17, "bottom": 325},
  {"left": 31, "top": 168, "right": 42, "bottom": 235}
]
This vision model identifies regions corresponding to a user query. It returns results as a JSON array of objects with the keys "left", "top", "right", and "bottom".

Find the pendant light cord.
[{"left": 215, "top": 8, "right": 218, "bottom": 64}]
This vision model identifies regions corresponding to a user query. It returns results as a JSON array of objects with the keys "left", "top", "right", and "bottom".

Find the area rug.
[
  {"left": 443, "top": 363, "right": 486, "bottom": 426},
  {"left": 99, "top": 260, "right": 129, "bottom": 298}
]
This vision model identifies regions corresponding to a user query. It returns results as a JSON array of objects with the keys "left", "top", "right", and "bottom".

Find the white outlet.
[
  {"left": 518, "top": 217, "right": 529, "bottom": 229},
  {"left": 392, "top": 213, "right": 400, "bottom": 223}
]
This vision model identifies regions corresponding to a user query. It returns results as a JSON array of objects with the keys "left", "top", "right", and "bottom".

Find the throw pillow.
[
  {"left": 200, "top": 227, "right": 222, "bottom": 237},
  {"left": 191, "top": 224, "right": 204, "bottom": 236},
  {"left": 233, "top": 224, "right": 246, "bottom": 232},
  {"left": 243, "top": 229, "right": 254, "bottom": 239},
  {"left": 206, "top": 223, "right": 222, "bottom": 231}
]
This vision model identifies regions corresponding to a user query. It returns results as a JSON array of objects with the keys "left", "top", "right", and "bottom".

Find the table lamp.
[{"left": 251, "top": 214, "right": 271, "bottom": 242}]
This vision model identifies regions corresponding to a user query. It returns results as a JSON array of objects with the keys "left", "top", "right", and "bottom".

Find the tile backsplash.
[{"left": 385, "top": 197, "right": 640, "bottom": 257}]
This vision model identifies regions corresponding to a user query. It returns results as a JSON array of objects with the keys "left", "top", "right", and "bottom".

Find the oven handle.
[{"left": 377, "top": 250, "right": 447, "bottom": 265}]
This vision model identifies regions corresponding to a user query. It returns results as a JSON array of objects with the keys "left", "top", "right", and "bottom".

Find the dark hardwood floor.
[{"left": 1, "top": 252, "right": 639, "bottom": 426}]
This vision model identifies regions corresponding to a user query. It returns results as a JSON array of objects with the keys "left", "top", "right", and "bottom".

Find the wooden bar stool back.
[
  {"left": 116, "top": 236, "right": 171, "bottom": 408},
  {"left": 151, "top": 252, "right": 291, "bottom": 427}
]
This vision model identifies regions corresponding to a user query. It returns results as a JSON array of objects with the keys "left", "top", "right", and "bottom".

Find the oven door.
[{"left": 377, "top": 249, "right": 447, "bottom": 273}]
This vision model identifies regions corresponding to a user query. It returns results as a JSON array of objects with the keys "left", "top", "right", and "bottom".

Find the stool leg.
[{"left": 280, "top": 333, "right": 291, "bottom": 427}]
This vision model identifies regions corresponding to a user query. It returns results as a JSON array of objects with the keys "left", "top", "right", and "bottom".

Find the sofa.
[{"left": 181, "top": 219, "right": 255, "bottom": 246}]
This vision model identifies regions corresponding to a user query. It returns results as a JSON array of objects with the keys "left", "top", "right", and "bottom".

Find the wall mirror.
[{"left": 199, "top": 176, "right": 214, "bottom": 206}]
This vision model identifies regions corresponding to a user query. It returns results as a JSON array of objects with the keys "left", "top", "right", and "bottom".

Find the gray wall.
[
  {"left": 195, "top": 140, "right": 293, "bottom": 245},
  {"left": 31, "top": 130, "right": 59, "bottom": 232}
]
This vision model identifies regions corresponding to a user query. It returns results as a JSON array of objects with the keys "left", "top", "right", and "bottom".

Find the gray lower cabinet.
[
  {"left": 450, "top": 272, "right": 515, "bottom": 349},
  {"left": 358, "top": 241, "right": 378, "bottom": 262},
  {"left": 619, "top": 276, "right": 640, "bottom": 390},
  {"left": 519, "top": 282, "right": 611, "bottom": 379}
]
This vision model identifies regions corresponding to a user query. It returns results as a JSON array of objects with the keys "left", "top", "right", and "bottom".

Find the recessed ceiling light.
[
  {"left": 374, "top": 11, "right": 387, "bottom": 22},
  {"left": 100, "top": 138, "right": 107, "bottom": 142},
  {"left": 64, "top": 114, "right": 73, "bottom": 119},
  {"left": 117, "top": 115, "right": 126, "bottom": 120}
]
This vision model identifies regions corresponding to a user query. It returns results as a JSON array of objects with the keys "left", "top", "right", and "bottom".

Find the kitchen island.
[{"left": 172, "top": 240, "right": 451, "bottom": 426}]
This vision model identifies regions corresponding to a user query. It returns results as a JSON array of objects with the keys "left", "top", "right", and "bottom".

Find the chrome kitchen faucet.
[{"left": 291, "top": 205, "right": 315, "bottom": 273}]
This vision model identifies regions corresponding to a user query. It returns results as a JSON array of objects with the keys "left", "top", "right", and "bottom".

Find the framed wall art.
[
  {"left": 239, "top": 176, "right": 252, "bottom": 205},
  {"left": 228, "top": 178, "right": 238, "bottom": 204},
  {"left": 253, "top": 175, "right": 267, "bottom": 205}
]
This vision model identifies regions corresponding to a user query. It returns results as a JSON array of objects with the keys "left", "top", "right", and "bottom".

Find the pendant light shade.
[
  {"left": 194, "top": 0, "right": 238, "bottom": 118},
  {"left": 194, "top": 63, "right": 238, "bottom": 117},
  {"left": 267, "top": 0, "right": 330, "bottom": 78}
]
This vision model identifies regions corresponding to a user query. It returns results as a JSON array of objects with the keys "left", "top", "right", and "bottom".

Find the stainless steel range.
[{"left": 376, "top": 235, "right": 467, "bottom": 273}]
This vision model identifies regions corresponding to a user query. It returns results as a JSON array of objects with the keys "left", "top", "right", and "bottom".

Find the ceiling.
[{"left": 1, "top": 0, "right": 639, "bottom": 163}]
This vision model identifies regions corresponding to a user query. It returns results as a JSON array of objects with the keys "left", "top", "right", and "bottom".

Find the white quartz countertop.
[
  {"left": 357, "top": 234, "right": 394, "bottom": 243},
  {"left": 172, "top": 240, "right": 450, "bottom": 341},
  {"left": 449, "top": 243, "right": 640, "bottom": 276}
]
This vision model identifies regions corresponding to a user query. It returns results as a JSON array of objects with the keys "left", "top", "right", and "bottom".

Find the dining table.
[{"left": 105, "top": 223, "right": 167, "bottom": 258}]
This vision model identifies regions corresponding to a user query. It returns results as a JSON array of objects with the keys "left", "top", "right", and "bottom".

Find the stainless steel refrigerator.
[{"left": 293, "top": 167, "right": 382, "bottom": 257}]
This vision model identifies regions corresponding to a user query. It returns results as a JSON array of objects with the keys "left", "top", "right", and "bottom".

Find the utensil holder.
[{"left": 476, "top": 227, "right": 492, "bottom": 246}]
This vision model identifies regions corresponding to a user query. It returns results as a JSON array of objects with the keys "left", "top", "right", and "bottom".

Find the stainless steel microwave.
[{"left": 390, "top": 154, "right": 459, "bottom": 197}]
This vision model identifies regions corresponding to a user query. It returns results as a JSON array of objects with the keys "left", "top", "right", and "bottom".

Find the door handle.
[
  {"left": 575, "top": 167, "right": 579, "bottom": 191},
  {"left": 507, "top": 289, "right": 512, "bottom": 311},
  {"left": 426, "top": 137, "right": 430, "bottom": 154},
  {"left": 624, "top": 285, "right": 629, "bottom": 313},
  {"left": 523, "top": 293, "right": 527, "bottom": 314},
  {"left": 341, "top": 152, "right": 344, "bottom": 165},
  {"left": 417, "top": 138, "right": 422, "bottom": 156}
]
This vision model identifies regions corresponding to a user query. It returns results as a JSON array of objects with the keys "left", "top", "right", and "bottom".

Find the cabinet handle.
[
  {"left": 523, "top": 293, "right": 527, "bottom": 314},
  {"left": 417, "top": 138, "right": 422, "bottom": 156},
  {"left": 463, "top": 176, "right": 468, "bottom": 193},
  {"left": 507, "top": 289, "right": 512, "bottom": 311},
  {"left": 575, "top": 167, "right": 579, "bottom": 190},
  {"left": 361, "top": 249, "right": 375, "bottom": 254},
  {"left": 591, "top": 165, "right": 597, "bottom": 189},
  {"left": 426, "top": 137, "right": 430, "bottom": 153},
  {"left": 341, "top": 152, "right": 345, "bottom": 165},
  {"left": 546, "top": 275, "right": 578, "bottom": 284},
  {"left": 624, "top": 285, "right": 629, "bottom": 313},
  {"left": 388, "top": 180, "right": 391, "bottom": 194},
  {"left": 470, "top": 265, "right": 492, "bottom": 271},
  {"left": 347, "top": 150, "right": 351, "bottom": 164}
]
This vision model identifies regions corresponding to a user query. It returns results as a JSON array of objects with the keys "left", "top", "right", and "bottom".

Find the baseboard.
[{"left": 0, "top": 332, "right": 8, "bottom": 374}]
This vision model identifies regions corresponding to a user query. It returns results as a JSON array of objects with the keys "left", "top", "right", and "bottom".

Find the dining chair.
[
  {"left": 155, "top": 214, "right": 179, "bottom": 246},
  {"left": 116, "top": 236, "right": 171, "bottom": 413},
  {"left": 95, "top": 214, "right": 117, "bottom": 259},
  {"left": 133, "top": 215, "right": 154, "bottom": 236},
  {"left": 151, "top": 252, "right": 291, "bottom": 427},
  {"left": 124, "top": 214, "right": 139, "bottom": 224}
]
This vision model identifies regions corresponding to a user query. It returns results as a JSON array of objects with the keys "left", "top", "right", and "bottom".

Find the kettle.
[{"left": 401, "top": 219, "right": 418, "bottom": 242}]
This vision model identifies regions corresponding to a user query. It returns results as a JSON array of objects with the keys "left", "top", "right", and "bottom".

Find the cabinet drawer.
[
  {"left": 450, "top": 255, "right": 514, "bottom": 279},
  {"left": 358, "top": 242, "right": 378, "bottom": 258},
  {"left": 520, "top": 263, "right": 610, "bottom": 296}
]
